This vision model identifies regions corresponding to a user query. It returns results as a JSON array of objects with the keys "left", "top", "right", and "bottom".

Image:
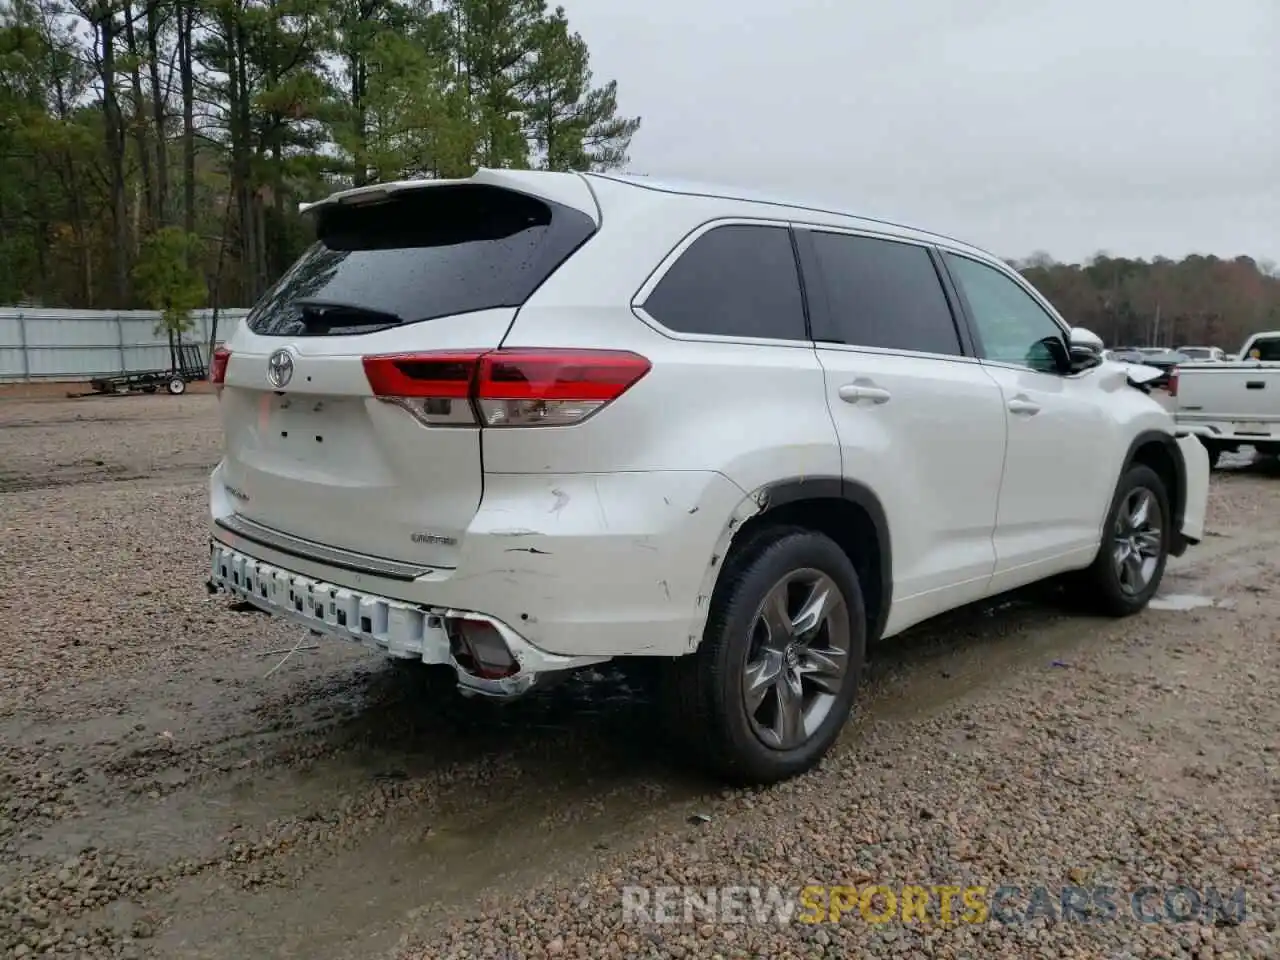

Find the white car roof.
[{"left": 586, "top": 172, "right": 997, "bottom": 261}]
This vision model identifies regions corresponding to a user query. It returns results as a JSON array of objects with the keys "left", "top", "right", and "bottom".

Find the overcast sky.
[{"left": 562, "top": 0, "right": 1278, "bottom": 265}]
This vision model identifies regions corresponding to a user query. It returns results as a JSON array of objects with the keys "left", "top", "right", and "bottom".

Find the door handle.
[
  {"left": 839, "top": 383, "right": 891, "bottom": 404},
  {"left": 1246, "top": 381, "right": 1265, "bottom": 390},
  {"left": 1007, "top": 397, "right": 1041, "bottom": 416}
]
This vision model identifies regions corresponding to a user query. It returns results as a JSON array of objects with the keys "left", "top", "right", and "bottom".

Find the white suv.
[{"left": 207, "top": 169, "right": 1210, "bottom": 785}]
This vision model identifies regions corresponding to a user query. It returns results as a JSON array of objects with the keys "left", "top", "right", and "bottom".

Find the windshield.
[{"left": 245, "top": 184, "right": 597, "bottom": 337}]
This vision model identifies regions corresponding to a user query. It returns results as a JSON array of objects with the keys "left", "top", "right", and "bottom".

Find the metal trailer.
[{"left": 87, "top": 342, "right": 208, "bottom": 396}]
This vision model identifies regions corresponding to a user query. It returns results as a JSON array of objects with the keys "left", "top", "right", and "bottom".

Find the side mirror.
[
  {"left": 1036, "top": 335, "right": 1072, "bottom": 374},
  {"left": 1068, "top": 326, "right": 1104, "bottom": 371}
]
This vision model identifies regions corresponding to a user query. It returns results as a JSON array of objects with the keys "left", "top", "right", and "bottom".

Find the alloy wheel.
[
  {"left": 742, "top": 568, "right": 851, "bottom": 750},
  {"left": 1112, "top": 487, "right": 1163, "bottom": 596}
]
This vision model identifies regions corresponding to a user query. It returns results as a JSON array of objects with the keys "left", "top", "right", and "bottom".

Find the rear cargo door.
[{"left": 215, "top": 178, "right": 598, "bottom": 570}]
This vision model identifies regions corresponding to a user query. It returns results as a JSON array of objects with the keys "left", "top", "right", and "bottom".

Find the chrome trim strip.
[{"left": 214, "top": 514, "right": 438, "bottom": 581}]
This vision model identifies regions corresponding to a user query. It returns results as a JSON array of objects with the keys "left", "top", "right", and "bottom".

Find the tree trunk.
[
  {"left": 351, "top": 48, "right": 368, "bottom": 186},
  {"left": 232, "top": 20, "right": 258, "bottom": 300},
  {"left": 207, "top": 192, "right": 234, "bottom": 357},
  {"left": 122, "top": 1, "right": 156, "bottom": 231},
  {"left": 99, "top": 6, "right": 131, "bottom": 305},
  {"left": 178, "top": 0, "right": 196, "bottom": 238},
  {"left": 146, "top": 0, "right": 170, "bottom": 225},
  {"left": 272, "top": 136, "right": 286, "bottom": 277}
]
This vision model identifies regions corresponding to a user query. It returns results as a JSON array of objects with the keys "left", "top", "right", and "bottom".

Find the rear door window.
[
  {"left": 804, "top": 231, "right": 964, "bottom": 356},
  {"left": 1247, "top": 338, "right": 1280, "bottom": 361},
  {"left": 246, "top": 184, "right": 597, "bottom": 337},
  {"left": 641, "top": 224, "right": 807, "bottom": 341}
]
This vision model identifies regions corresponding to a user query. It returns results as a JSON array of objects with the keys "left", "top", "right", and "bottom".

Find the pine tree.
[{"left": 521, "top": 5, "right": 639, "bottom": 171}]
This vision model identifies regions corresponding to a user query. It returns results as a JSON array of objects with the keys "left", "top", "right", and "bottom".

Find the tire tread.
[
  {"left": 1073, "top": 463, "right": 1171, "bottom": 617},
  {"left": 661, "top": 523, "right": 865, "bottom": 785}
]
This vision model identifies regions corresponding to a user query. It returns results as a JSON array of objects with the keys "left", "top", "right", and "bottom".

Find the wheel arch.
[
  {"left": 708, "top": 476, "right": 893, "bottom": 644},
  {"left": 1119, "top": 430, "right": 1188, "bottom": 556}
]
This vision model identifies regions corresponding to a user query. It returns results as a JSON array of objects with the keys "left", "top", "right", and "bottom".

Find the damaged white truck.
[{"left": 207, "top": 169, "right": 1210, "bottom": 785}]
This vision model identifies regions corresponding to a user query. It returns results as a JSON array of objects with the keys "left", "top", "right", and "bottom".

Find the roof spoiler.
[{"left": 297, "top": 169, "right": 600, "bottom": 223}]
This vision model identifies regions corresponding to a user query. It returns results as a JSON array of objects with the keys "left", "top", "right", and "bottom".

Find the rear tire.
[
  {"left": 661, "top": 525, "right": 866, "bottom": 785},
  {"left": 1072, "top": 464, "right": 1171, "bottom": 617}
]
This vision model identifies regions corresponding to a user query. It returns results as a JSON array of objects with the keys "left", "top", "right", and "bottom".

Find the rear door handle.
[
  {"left": 1007, "top": 397, "right": 1041, "bottom": 416},
  {"left": 1246, "top": 381, "right": 1265, "bottom": 390},
  {"left": 838, "top": 383, "right": 891, "bottom": 404}
]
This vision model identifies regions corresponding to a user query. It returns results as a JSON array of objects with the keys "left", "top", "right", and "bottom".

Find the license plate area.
[
  {"left": 1236, "top": 422, "right": 1269, "bottom": 436},
  {"left": 259, "top": 393, "right": 362, "bottom": 455}
]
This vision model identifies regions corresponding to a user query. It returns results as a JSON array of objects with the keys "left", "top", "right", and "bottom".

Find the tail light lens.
[
  {"left": 447, "top": 618, "right": 518, "bottom": 679},
  {"left": 210, "top": 346, "right": 231, "bottom": 395},
  {"left": 361, "top": 351, "right": 484, "bottom": 425},
  {"left": 1167, "top": 368, "right": 1179, "bottom": 397},
  {"left": 361, "top": 348, "right": 651, "bottom": 427}
]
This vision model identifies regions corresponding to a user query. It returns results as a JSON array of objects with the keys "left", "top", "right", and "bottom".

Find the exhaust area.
[{"left": 446, "top": 616, "right": 519, "bottom": 679}]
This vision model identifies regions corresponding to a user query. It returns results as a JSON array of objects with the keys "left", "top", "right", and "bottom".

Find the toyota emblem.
[{"left": 267, "top": 349, "right": 294, "bottom": 388}]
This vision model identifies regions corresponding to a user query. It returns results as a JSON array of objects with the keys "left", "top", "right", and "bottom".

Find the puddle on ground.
[{"left": 1149, "top": 593, "right": 1219, "bottom": 611}]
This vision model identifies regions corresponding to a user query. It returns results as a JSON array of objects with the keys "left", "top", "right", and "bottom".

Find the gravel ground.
[{"left": 1, "top": 393, "right": 1277, "bottom": 960}]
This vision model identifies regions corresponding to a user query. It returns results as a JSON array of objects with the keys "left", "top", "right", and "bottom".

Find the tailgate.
[
  {"left": 1175, "top": 364, "right": 1280, "bottom": 422},
  {"left": 213, "top": 178, "right": 599, "bottom": 570},
  {"left": 218, "top": 312, "right": 516, "bottom": 570}
]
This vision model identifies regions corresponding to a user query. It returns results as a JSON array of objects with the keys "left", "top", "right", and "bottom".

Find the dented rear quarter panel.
[{"left": 458, "top": 470, "right": 753, "bottom": 657}]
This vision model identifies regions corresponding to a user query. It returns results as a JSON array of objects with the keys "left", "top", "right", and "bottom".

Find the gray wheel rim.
[
  {"left": 1112, "top": 487, "right": 1163, "bottom": 596},
  {"left": 742, "top": 568, "right": 851, "bottom": 751}
]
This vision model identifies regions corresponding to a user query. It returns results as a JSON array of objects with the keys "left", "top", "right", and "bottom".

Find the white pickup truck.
[{"left": 1170, "top": 330, "right": 1280, "bottom": 467}]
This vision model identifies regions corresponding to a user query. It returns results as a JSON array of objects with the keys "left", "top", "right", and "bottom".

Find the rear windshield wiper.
[{"left": 293, "top": 299, "right": 405, "bottom": 335}]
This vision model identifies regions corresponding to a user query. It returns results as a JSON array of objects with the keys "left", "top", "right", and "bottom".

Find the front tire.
[
  {"left": 1075, "top": 464, "right": 1171, "bottom": 616},
  {"left": 663, "top": 526, "right": 866, "bottom": 785}
]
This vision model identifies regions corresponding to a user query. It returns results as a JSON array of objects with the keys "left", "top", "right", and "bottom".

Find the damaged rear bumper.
[
  {"left": 210, "top": 466, "right": 748, "bottom": 662},
  {"left": 1172, "top": 433, "right": 1209, "bottom": 554},
  {"left": 208, "top": 540, "right": 605, "bottom": 697}
]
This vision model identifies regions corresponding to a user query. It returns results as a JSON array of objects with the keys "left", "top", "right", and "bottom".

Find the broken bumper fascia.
[
  {"left": 1171, "top": 433, "right": 1209, "bottom": 554},
  {"left": 207, "top": 539, "right": 608, "bottom": 698},
  {"left": 209, "top": 466, "right": 748, "bottom": 659}
]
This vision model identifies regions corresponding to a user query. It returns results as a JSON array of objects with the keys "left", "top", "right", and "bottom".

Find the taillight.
[
  {"left": 361, "top": 348, "right": 651, "bottom": 427},
  {"left": 361, "top": 351, "right": 482, "bottom": 425},
  {"left": 210, "top": 346, "right": 231, "bottom": 395},
  {"left": 1167, "top": 368, "right": 1179, "bottom": 397}
]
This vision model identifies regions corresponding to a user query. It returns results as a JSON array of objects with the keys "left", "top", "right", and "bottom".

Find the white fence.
[{"left": 0, "top": 308, "right": 251, "bottom": 381}]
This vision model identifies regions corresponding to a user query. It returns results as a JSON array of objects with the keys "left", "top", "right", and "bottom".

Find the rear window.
[
  {"left": 1246, "top": 338, "right": 1280, "bottom": 361},
  {"left": 246, "top": 184, "right": 597, "bottom": 337}
]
